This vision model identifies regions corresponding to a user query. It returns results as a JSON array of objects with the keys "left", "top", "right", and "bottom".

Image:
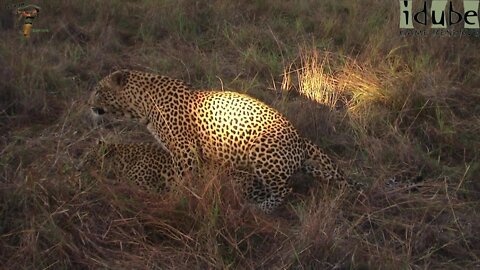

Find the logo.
[
  {"left": 399, "top": 0, "right": 480, "bottom": 37},
  {"left": 7, "top": 2, "right": 49, "bottom": 40}
]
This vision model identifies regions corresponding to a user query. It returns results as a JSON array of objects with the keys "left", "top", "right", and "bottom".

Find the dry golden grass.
[{"left": 295, "top": 50, "right": 342, "bottom": 110}]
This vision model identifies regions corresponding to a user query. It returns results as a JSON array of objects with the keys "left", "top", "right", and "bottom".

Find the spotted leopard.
[
  {"left": 81, "top": 140, "right": 176, "bottom": 193},
  {"left": 88, "top": 70, "right": 354, "bottom": 212}
]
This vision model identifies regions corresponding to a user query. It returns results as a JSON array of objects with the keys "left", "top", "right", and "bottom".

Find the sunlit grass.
[
  {"left": 296, "top": 50, "right": 342, "bottom": 110},
  {"left": 284, "top": 46, "right": 390, "bottom": 140}
]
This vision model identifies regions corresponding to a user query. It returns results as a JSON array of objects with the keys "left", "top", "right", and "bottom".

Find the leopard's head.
[{"left": 89, "top": 70, "right": 143, "bottom": 120}]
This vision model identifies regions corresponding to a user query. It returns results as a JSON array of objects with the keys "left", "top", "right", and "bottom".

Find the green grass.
[{"left": 1, "top": 0, "right": 480, "bottom": 268}]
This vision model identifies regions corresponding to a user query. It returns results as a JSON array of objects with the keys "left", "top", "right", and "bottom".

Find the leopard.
[
  {"left": 88, "top": 69, "right": 355, "bottom": 212},
  {"left": 81, "top": 140, "right": 311, "bottom": 206},
  {"left": 81, "top": 140, "right": 176, "bottom": 193}
]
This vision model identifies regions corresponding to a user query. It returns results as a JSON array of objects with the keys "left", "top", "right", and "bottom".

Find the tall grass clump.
[{"left": 296, "top": 50, "right": 342, "bottom": 110}]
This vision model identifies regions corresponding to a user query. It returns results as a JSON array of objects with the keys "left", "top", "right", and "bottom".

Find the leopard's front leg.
[{"left": 170, "top": 142, "right": 201, "bottom": 179}]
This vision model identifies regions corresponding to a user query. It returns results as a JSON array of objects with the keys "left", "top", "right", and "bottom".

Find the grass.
[{"left": 1, "top": 0, "right": 480, "bottom": 268}]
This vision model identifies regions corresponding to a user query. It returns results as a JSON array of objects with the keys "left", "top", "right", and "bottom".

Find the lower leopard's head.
[
  {"left": 80, "top": 140, "right": 175, "bottom": 193},
  {"left": 78, "top": 140, "right": 115, "bottom": 171}
]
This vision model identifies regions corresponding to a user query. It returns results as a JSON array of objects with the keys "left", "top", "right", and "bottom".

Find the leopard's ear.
[
  {"left": 96, "top": 139, "right": 106, "bottom": 146},
  {"left": 96, "top": 139, "right": 111, "bottom": 156},
  {"left": 108, "top": 69, "right": 129, "bottom": 89}
]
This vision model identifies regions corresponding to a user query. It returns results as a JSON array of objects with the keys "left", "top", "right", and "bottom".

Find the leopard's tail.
[{"left": 301, "top": 138, "right": 349, "bottom": 185}]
